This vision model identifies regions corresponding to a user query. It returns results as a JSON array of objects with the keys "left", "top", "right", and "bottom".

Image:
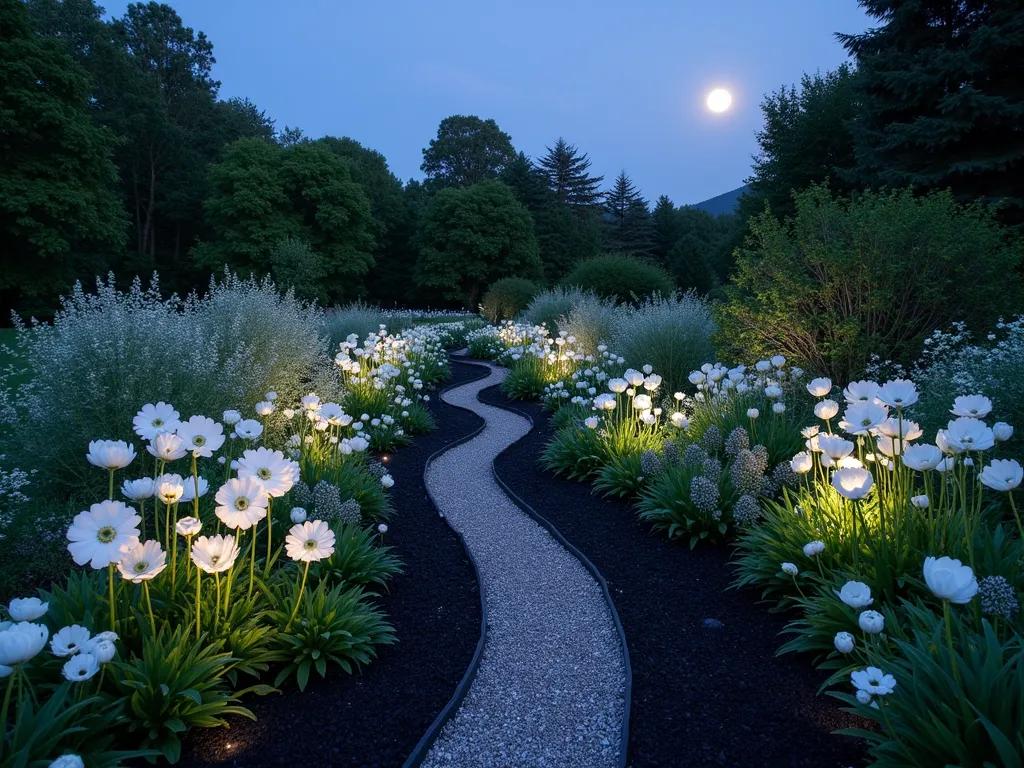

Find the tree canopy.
[{"left": 420, "top": 115, "right": 517, "bottom": 189}]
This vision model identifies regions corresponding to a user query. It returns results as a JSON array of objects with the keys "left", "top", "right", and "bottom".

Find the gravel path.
[{"left": 421, "top": 361, "right": 626, "bottom": 768}]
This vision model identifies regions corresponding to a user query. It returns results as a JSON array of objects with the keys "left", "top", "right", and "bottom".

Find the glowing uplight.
[{"left": 706, "top": 88, "right": 732, "bottom": 114}]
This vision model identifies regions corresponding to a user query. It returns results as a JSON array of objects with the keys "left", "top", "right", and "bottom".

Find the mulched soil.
[
  {"left": 478, "top": 382, "right": 868, "bottom": 768},
  {"left": 179, "top": 361, "right": 486, "bottom": 768}
]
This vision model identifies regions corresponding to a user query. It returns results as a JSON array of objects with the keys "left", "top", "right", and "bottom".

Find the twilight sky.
[{"left": 104, "top": 0, "right": 873, "bottom": 206}]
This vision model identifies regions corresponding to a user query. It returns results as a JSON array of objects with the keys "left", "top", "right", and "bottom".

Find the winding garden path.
[{"left": 420, "top": 359, "right": 627, "bottom": 768}]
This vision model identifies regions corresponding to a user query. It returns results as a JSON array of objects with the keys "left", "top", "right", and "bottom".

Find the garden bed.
[
  {"left": 178, "top": 361, "right": 485, "bottom": 768},
  {"left": 478, "top": 383, "right": 867, "bottom": 768}
]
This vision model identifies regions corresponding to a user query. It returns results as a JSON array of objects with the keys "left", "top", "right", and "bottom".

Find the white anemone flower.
[
  {"left": 608, "top": 378, "right": 628, "bottom": 394},
  {"left": 191, "top": 535, "right": 241, "bottom": 574},
  {"left": 802, "top": 540, "right": 825, "bottom": 557},
  {"left": 944, "top": 417, "right": 995, "bottom": 452},
  {"left": 875, "top": 418, "right": 923, "bottom": 441},
  {"left": 923, "top": 556, "right": 978, "bottom": 603},
  {"left": 993, "top": 422, "right": 1014, "bottom": 442},
  {"left": 770, "top": 354, "right": 786, "bottom": 368},
  {"left": 0, "top": 622, "right": 49, "bottom": 667},
  {"left": 806, "top": 378, "right": 832, "bottom": 397},
  {"left": 858, "top": 610, "right": 885, "bottom": 634},
  {"left": 781, "top": 562, "right": 798, "bottom": 576},
  {"left": 175, "top": 517, "right": 202, "bottom": 536},
  {"left": 300, "top": 394, "right": 321, "bottom": 411},
  {"left": 147, "top": 432, "right": 187, "bottom": 461},
  {"left": 235, "top": 419, "right": 264, "bottom": 441},
  {"left": 851, "top": 666, "right": 896, "bottom": 696},
  {"left": 179, "top": 476, "right": 209, "bottom": 503},
  {"left": 910, "top": 495, "right": 930, "bottom": 508},
  {"left": 834, "top": 631, "right": 855, "bottom": 654},
  {"left": 790, "top": 452, "right": 813, "bottom": 474},
  {"left": 319, "top": 402, "right": 347, "bottom": 425},
  {"left": 155, "top": 474, "right": 185, "bottom": 505},
  {"left": 237, "top": 447, "right": 297, "bottom": 497},
  {"left": 255, "top": 401, "right": 275, "bottom": 417},
  {"left": 117, "top": 540, "right": 167, "bottom": 583},
  {"left": 50, "top": 625, "right": 90, "bottom": 657},
  {"left": 902, "top": 444, "right": 943, "bottom": 471},
  {"left": 979, "top": 459, "right": 1023, "bottom": 492},
  {"left": 950, "top": 394, "right": 992, "bottom": 419},
  {"left": 133, "top": 402, "right": 180, "bottom": 440},
  {"left": 831, "top": 467, "right": 874, "bottom": 500},
  {"left": 670, "top": 412, "right": 689, "bottom": 429},
  {"left": 836, "top": 581, "right": 873, "bottom": 608},
  {"left": 86, "top": 440, "right": 136, "bottom": 471},
  {"left": 214, "top": 477, "right": 269, "bottom": 530},
  {"left": 62, "top": 652, "right": 100, "bottom": 682},
  {"left": 66, "top": 501, "right": 140, "bottom": 569},
  {"left": 875, "top": 379, "right": 918, "bottom": 409},
  {"left": 175, "top": 416, "right": 226, "bottom": 458},
  {"left": 584, "top": 416, "right": 600, "bottom": 429},
  {"left": 624, "top": 369, "right": 645, "bottom": 387},
  {"left": 814, "top": 400, "right": 839, "bottom": 420},
  {"left": 80, "top": 636, "right": 116, "bottom": 664},
  {"left": 121, "top": 478, "right": 155, "bottom": 501},
  {"left": 50, "top": 755, "right": 85, "bottom": 768},
  {"left": 842, "top": 401, "right": 888, "bottom": 436},
  {"left": 8, "top": 597, "right": 48, "bottom": 621},
  {"left": 818, "top": 435, "right": 854, "bottom": 460},
  {"left": 222, "top": 409, "right": 242, "bottom": 425},
  {"left": 285, "top": 520, "right": 336, "bottom": 562},
  {"left": 643, "top": 374, "right": 662, "bottom": 391},
  {"left": 633, "top": 394, "right": 653, "bottom": 411},
  {"left": 843, "top": 380, "right": 880, "bottom": 404},
  {"left": 747, "top": 408, "right": 759, "bottom": 420}
]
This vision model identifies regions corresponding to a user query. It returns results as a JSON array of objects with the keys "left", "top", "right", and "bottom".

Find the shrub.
[
  {"left": 522, "top": 286, "right": 588, "bottom": 334},
  {"left": 560, "top": 292, "right": 618, "bottom": 355},
  {"left": 321, "top": 302, "right": 417, "bottom": 350},
  {"left": 479, "top": 277, "right": 538, "bottom": 323},
  {"left": 560, "top": 253, "right": 675, "bottom": 304}
]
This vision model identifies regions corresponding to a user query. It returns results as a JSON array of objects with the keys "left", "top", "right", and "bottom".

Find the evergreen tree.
[
  {"left": 536, "top": 137, "right": 604, "bottom": 209},
  {"left": 603, "top": 170, "right": 653, "bottom": 255},
  {"left": 839, "top": 1, "right": 1024, "bottom": 223},
  {"left": 651, "top": 195, "right": 682, "bottom": 265}
]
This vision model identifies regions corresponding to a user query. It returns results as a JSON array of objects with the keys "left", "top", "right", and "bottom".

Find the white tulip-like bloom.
[
  {"left": 175, "top": 516, "right": 202, "bottom": 536},
  {"left": 800, "top": 425, "right": 819, "bottom": 439},
  {"left": 62, "top": 652, "right": 99, "bottom": 682},
  {"left": 837, "top": 581, "right": 873, "bottom": 608},
  {"left": 875, "top": 379, "right": 919, "bottom": 409},
  {"left": 290, "top": 507, "right": 308, "bottom": 524},
  {"left": 831, "top": 467, "right": 874, "bottom": 500},
  {"left": 8, "top": 597, "right": 48, "bottom": 622},
  {"left": 843, "top": 401, "right": 889, "bottom": 436},
  {"left": 843, "top": 380, "right": 880, "bottom": 404},
  {"left": 813, "top": 399, "right": 839, "bottom": 420},
  {"left": 858, "top": 609, "right": 885, "bottom": 634},
  {"left": 214, "top": 477, "right": 269, "bottom": 530},
  {"left": 803, "top": 540, "right": 825, "bottom": 557},
  {"left": 770, "top": 354, "right": 786, "bottom": 368},
  {"left": 179, "top": 476, "right": 209, "bottom": 503},
  {"left": 121, "top": 477, "right": 155, "bottom": 501},
  {"left": 624, "top": 369, "right": 645, "bottom": 387},
  {"left": 910, "top": 494, "right": 930, "bottom": 509},
  {"left": 378, "top": 523, "right": 388, "bottom": 534},
  {"left": 349, "top": 436, "right": 370, "bottom": 452},
  {"left": 790, "top": 452, "right": 813, "bottom": 474},
  {"left": 901, "top": 443, "right": 943, "bottom": 471},
  {"left": 993, "top": 422, "right": 1014, "bottom": 442},
  {"left": 688, "top": 371, "right": 705, "bottom": 386},
  {"left": 851, "top": 666, "right": 896, "bottom": 696},
  {"left": 806, "top": 378, "right": 832, "bottom": 397},
  {"left": 51, "top": 624, "right": 91, "bottom": 657},
  {"left": 155, "top": 473, "right": 185, "bottom": 505},
  {"left": 923, "top": 556, "right": 978, "bottom": 603},
  {"left": 80, "top": 636, "right": 116, "bottom": 664},
  {"left": 836, "top": 456, "right": 864, "bottom": 470},
  {"left": 176, "top": 416, "right": 226, "bottom": 457},
  {"left": 319, "top": 402, "right": 347, "bottom": 425},
  {"left": 755, "top": 360, "right": 772, "bottom": 372},
  {"left": 608, "top": 378, "right": 629, "bottom": 393},
  {"left": 191, "top": 535, "right": 241, "bottom": 574},
  {"left": 818, "top": 435, "right": 854, "bottom": 460},
  {"left": 935, "top": 456, "right": 956, "bottom": 472},
  {"left": 876, "top": 418, "right": 923, "bottom": 441},
  {"left": 381, "top": 474, "right": 395, "bottom": 488},
  {"left": 49, "top": 754, "right": 85, "bottom": 768},
  {"left": 643, "top": 374, "right": 662, "bottom": 391},
  {"left": 255, "top": 401, "right": 275, "bottom": 417},
  {"left": 237, "top": 447, "right": 296, "bottom": 497},
  {"left": 585, "top": 416, "right": 600, "bottom": 429},
  {"left": 66, "top": 501, "right": 141, "bottom": 569},
  {"left": 235, "top": 419, "right": 264, "bottom": 441},
  {"left": 301, "top": 394, "right": 321, "bottom": 411},
  {"left": 117, "top": 540, "right": 167, "bottom": 583},
  {"left": 950, "top": 394, "right": 992, "bottom": 418},
  {"left": 594, "top": 394, "right": 617, "bottom": 411},
  {"left": 944, "top": 417, "right": 995, "bottom": 452},
  {"left": 133, "top": 402, "right": 180, "bottom": 441},
  {"left": 772, "top": 402, "right": 786, "bottom": 415},
  {"left": 222, "top": 409, "right": 242, "bottom": 425},
  {"left": 86, "top": 440, "right": 137, "bottom": 471},
  {"left": 763, "top": 385, "right": 783, "bottom": 399},
  {"left": 147, "top": 432, "right": 187, "bottom": 461},
  {"left": 746, "top": 408, "right": 759, "bottom": 420},
  {"left": 834, "top": 631, "right": 855, "bottom": 654},
  {"left": 0, "top": 622, "right": 48, "bottom": 667},
  {"left": 633, "top": 394, "right": 653, "bottom": 411},
  {"left": 979, "top": 458, "right": 1023, "bottom": 492},
  {"left": 285, "top": 520, "right": 336, "bottom": 563},
  {"left": 781, "top": 562, "right": 798, "bottom": 576}
]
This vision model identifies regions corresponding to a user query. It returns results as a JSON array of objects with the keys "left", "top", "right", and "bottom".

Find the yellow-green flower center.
[
  {"left": 133, "top": 561, "right": 149, "bottom": 574},
  {"left": 153, "top": 418, "right": 164, "bottom": 427},
  {"left": 97, "top": 526, "right": 116, "bottom": 543},
  {"left": 235, "top": 497, "right": 250, "bottom": 511},
  {"left": 303, "top": 539, "right": 317, "bottom": 551},
  {"left": 257, "top": 468, "right": 272, "bottom": 481},
  {"left": 193, "top": 435, "right": 207, "bottom": 446}
]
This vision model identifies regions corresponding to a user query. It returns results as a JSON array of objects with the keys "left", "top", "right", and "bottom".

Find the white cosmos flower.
[
  {"left": 147, "top": 432, "right": 187, "bottom": 461},
  {"left": 806, "top": 378, "right": 832, "bottom": 397},
  {"left": 875, "top": 379, "right": 918, "bottom": 409},
  {"left": 121, "top": 477, "right": 155, "bottom": 501},
  {"left": 222, "top": 410, "right": 242, "bottom": 425},
  {"left": 858, "top": 609, "right": 885, "bottom": 634},
  {"left": 851, "top": 666, "right": 896, "bottom": 696},
  {"left": 951, "top": 394, "right": 992, "bottom": 418},
  {"left": 51, "top": 625, "right": 90, "bottom": 657},
  {"left": 214, "top": 477, "right": 269, "bottom": 530},
  {"left": 66, "top": 501, "right": 141, "bottom": 569},
  {"left": 803, "top": 540, "right": 825, "bottom": 557},
  {"left": 944, "top": 417, "right": 995, "bottom": 452},
  {"left": 191, "top": 535, "right": 240, "bottom": 574},
  {"left": 117, "top": 540, "right": 167, "bottom": 583},
  {"left": 843, "top": 401, "right": 888, "bottom": 436},
  {"left": 935, "top": 429, "right": 960, "bottom": 455},
  {"left": 791, "top": 452, "right": 813, "bottom": 474},
  {"left": 133, "top": 402, "right": 180, "bottom": 440},
  {"left": 818, "top": 435, "right": 854, "bottom": 460},
  {"left": 235, "top": 419, "right": 264, "bottom": 440},
  {"left": 876, "top": 418, "right": 923, "bottom": 441},
  {"left": 831, "top": 467, "right": 874, "bottom": 500},
  {"left": 836, "top": 581, "right": 873, "bottom": 608},
  {"left": 290, "top": 507, "right": 307, "bottom": 524},
  {"left": 175, "top": 516, "right": 202, "bottom": 536},
  {"left": 155, "top": 474, "right": 185, "bottom": 505},
  {"left": 176, "top": 416, "right": 225, "bottom": 458},
  {"left": 979, "top": 459, "right": 1023, "bottom": 491},
  {"left": 179, "top": 476, "right": 209, "bottom": 503},
  {"left": 923, "top": 556, "right": 978, "bottom": 603},
  {"left": 902, "top": 443, "right": 943, "bottom": 471},
  {"left": 381, "top": 474, "right": 395, "bottom": 488},
  {"left": 8, "top": 597, "right": 47, "bottom": 622},
  {"left": 86, "top": 440, "right": 136, "bottom": 471},
  {"left": 843, "top": 380, "right": 880, "bottom": 404},
  {"left": 285, "top": 520, "right": 336, "bottom": 562},
  {"left": 237, "top": 447, "right": 296, "bottom": 497},
  {"left": 585, "top": 416, "right": 600, "bottom": 429},
  {"left": 993, "top": 422, "right": 1014, "bottom": 442},
  {"left": 0, "top": 622, "right": 48, "bottom": 667},
  {"left": 62, "top": 652, "right": 99, "bottom": 682},
  {"left": 255, "top": 401, "right": 275, "bottom": 417},
  {"left": 875, "top": 436, "right": 906, "bottom": 458},
  {"left": 814, "top": 399, "right": 839, "bottom": 420},
  {"left": 834, "top": 631, "right": 854, "bottom": 654}
]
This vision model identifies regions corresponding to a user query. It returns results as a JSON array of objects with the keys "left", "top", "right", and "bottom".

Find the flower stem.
[
  {"left": 143, "top": 581, "right": 156, "bottom": 636},
  {"left": 263, "top": 498, "right": 274, "bottom": 577},
  {"left": 195, "top": 570, "right": 202, "bottom": 640},
  {"left": 108, "top": 562, "right": 116, "bottom": 632},
  {"left": 247, "top": 526, "right": 258, "bottom": 600},
  {"left": 943, "top": 600, "right": 960, "bottom": 684},
  {"left": 214, "top": 573, "right": 221, "bottom": 634},
  {"left": 108, "top": 468, "right": 114, "bottom": 501},
  {"left": 284, "top": 560, "right": 311, "bottom": 633},
  {"left": 0, "top": 669, "right": 16, "bottom": 761},
  {"left": 1008, "top": 492, "right": 1024, "bottom": 543}
]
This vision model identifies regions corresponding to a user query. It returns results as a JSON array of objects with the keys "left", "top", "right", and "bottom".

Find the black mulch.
[
  {"left": 478, "top": 383, "right": 868, "bottom": 768},
  {"left": 178, "top": 361, "right": 485, "bottom": 768}
]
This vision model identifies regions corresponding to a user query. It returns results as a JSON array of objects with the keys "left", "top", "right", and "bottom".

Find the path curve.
[{"left": 420, "top": 360, "right": 626, "bottom": 768}]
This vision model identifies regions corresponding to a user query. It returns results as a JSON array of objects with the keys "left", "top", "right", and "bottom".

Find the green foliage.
[
  {"left": 536, "top": 137, "right": 604, "bottom": 209},
  {"left": 420, "top": 115, "right": 517, "bottom": 189},
  {"left": 636, "top": 462, "right": 738, "bottom": 547},
  {"left": 561, "top": 253, "right": 675, "bottom": 305},
  {"left": 316, "top": 522, "right": 402, "bottom": 589},
  {"left": 602, "top": 171, "right": 654, "bottom": 255},
  {"left": 540, "top": 423, "right": 605, "bottom": 481},
  {"left": 332, "top": 461, "right": 394, "bottom": 522},
  {"left": 522, "top": 286, "right": 588, "bottom": 334},
  {"left": 414, "top": 180, "right": 543, "bottom": 308},
  {"left": 716, "top": 184, "right": 1023, "bottom": 382},
  {"left": 501, "top": 362, "right": 550, "bottom": 401},
  {"left": 560, "top": 292, "right": 619, "bottom": 354},
  {"left": 480, "top": 278, "right": 538, "bottom": 323},
  {"left": 592, "top": 451, "right": 646, "bottom": 500},
  {"left": 268, "top": 237, "right": 324, "bottom": 303}
]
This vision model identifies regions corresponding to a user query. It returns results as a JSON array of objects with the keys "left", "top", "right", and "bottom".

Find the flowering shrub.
[{"left": 522, "top": 286, "right": 590, "bottom": 334}]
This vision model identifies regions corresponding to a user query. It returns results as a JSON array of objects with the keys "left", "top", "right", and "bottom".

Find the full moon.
[{"left": 706, "top": 88, "right": 732, "bottom": 113}]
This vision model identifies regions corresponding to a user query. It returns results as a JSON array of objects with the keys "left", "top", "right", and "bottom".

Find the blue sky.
[{"left": 104, "top": 0, "right": 872, "bottom": 205}]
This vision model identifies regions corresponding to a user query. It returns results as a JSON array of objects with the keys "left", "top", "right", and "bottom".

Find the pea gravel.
[{"left": 421, "top": 360, "right": 626, "bottom": 768}]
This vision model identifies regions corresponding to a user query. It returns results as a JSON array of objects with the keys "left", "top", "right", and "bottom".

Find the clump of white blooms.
[
  {"left": 640, "top": 450, "right": 663, "bottom": 478},
  {"left": 978, "top": 575, "right": 1018, "bottom": 621},
  {"left": 689, "top": 475, "right": 719, "bottom": 515}
]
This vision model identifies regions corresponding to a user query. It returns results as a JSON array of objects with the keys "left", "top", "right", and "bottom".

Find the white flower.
[
  {"left": 49, "top": 755, "right": 85, "bottom": 768},
  {"left": 843, "top": 380, "right": 880, "bottom": 404},
  {"left": 155, "top": 473, "right": 185, "bottom": 505},
  {"left": 764, "top": 385, "right": 783, "bottom": 399},
  {"left": 290, "top": 507, "right": 308, "bottom": 524},
  {"left": 806, "top": 378, "right": 832, "bottom": 397},
  {"left": 746, "top": 408, "right": 759, "bottom": 420},
  {"left": 8, "top": 597, "right": 48, "bottom": 622},
  {"left": 237, "top": 447, "right": 297, "bottom": 497},
  {"left": 222, "top": 409, "right": 242, "bottom": 425},
  {"left": 910, "top": 495, "right": 930, "bottom": 509},
  {"left": 121, "top": 477, "right": 155, "bottom": 501},
  {"left": 875, "top": 379, "right": 918, "bottom": 409},
  {"left": 179, "top": 476, "right": 209, "bottom": 503},
  {"left": 80, "top": 636, "right": 116, "bottom": 664},
  {"left": 381, "top": 474, "right": 395, "bottom": 488},
  {"left": 951, "top": 394, "right": 992, "bottom": 418},
  {"left": 301, "top": 394, "right": 321, "bottom": 411},
  {"left": 624, "top": 369, "right": 645, "bottom": 387},
  {"left": 235, "top": 419, "right": 264, "bottom": 441},
  {"left": 214, "top": 477, "right": 269, "bottom": 530},
  {"left": 818, "top": 435, "right": 854, "bottom": 460},
  {"left": 255, "top": 401, "right": 275, "bottom": 417},
  {"left": 814, "top": 399, "right": 839, "bottom": 420},
  {"left": 688, "top": 371, "right": 705, "bottom": 386},
  {"left": 584, "top": 416, "right": 600, "bottom": 429},
  {"left": 285, "top": 520, "right": 336, "bottom": 562},
  {"left": 265, "top": 391, "right": 278, "bottom": 402},
  {"left": 117, "top": 540, "right": 167, "bottom": 583},
  {"left": 670, "top": 412, "right": 689, "bottom": 429},
  {"left": 133, "top": 402, "right": 180, "bottom": 440},
  {"left": 643, "top": 374, "right": 662, "bottom": 391},
  {"left": 902, "top": 443, "right": 943, "bottom": 471},
  {"left": 979, "top": 459, "right": 1023, "bottom": 492},
  {"left": 781, "top": 562, "right": 798, "bottom": 576},
  {"left": 876, "top": 418, "right": 922, "bottom": 441},
  {"left": 856, "top": 689, "right": 873, "bottom": 706},
  {"left": 755, "top": 360, "right": 771, "bottom": 372},
  {"left": 836, "top": 581, "right": 873, "bottom": 608},
  {"left": 378, "top": 523, "right": 388, "bottom": 534},
  {"left": 833, "top": 631, "right": 855, "bottom": 654},
  {"left": 944, "top": 417, "right": 995, "bottom": 452},
  {"left": 608, "top": 378, "right": 628, "bottom": 393},
  {"left": 594, "top": 394, "right": 616, "bottom": 411},
  {"left": 50, "top": 625, "right": 90, "bottom": 657},
  {"left": 858, "top": 609, "right": 885, "bottom": 634},
  {"left": 147, "top": 432, "right": 187, "bottom": 461},
  {"left": 851, "top": 666, "right": 896, "bottom": 696},
  {"left": 0, "top": 622, "right": 48, "bottom": 666},
  {"left": 772, "top": 402, "right": 786, "bottom": 414},
  {"left": 831, "top": 467, "right": 874, "bottom": 500},
  {"left": 993, "top": 422, "right": 1014, "bottom": 442},
  {"left": 66, "top": 501, "right": 141, "bottom": 569},
  {"left": 800, "top": 425, "right": 819, "bottom": 439},
  {"left": 802, "top": 540, "right": 825, "bottom": 557},
  {"left": 191, "top": 535, "right": 241, "bottom": 574},
  {"left": 843, "top": 401, "right": 888, "bottom": 436},
  {"left": 770, "top": 354, "right": 786, "bottom": 368},
  {"left": 176, "top": 416, "right": 226, "bottom": 458},
  {"left": 923, "top": 556, "right": 978, "bottom": 604},
  {"left": 175, "top": 517, "right": 202, "bottom": 536},
  {"left": 791, "top": 452, "right": 813, "bottom": 474},
  {"left": 86, "top": 440, "right": 136, "bottom": 471},
  {"left": 62, "top": 652, "right": 99, "bottom": 682}
]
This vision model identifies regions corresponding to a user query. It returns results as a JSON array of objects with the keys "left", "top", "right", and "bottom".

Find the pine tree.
[
  {"left": 536, "top": 137, "right": 604, "bottom": 209},
  {"left": 651, "top": 195, "right": 682, "bottom": 265},
  {"left": 603, "top": 170, "right": 653, "bottom": 255},
  {"left": 839, "top": 1, "right": 1024, "bottom": 224}
]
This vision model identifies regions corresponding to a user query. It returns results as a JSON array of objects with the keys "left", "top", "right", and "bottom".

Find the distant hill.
[{"left": 690, "top": 185, "right": 748, "bottom": 216}]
